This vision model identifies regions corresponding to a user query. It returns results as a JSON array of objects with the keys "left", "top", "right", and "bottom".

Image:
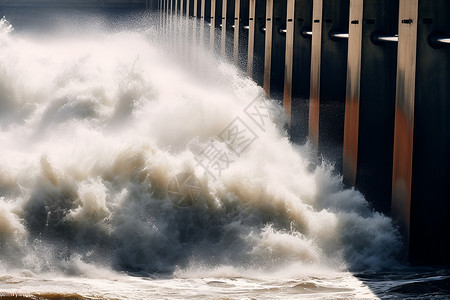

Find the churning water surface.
[{"left": 0, "top": 9, "right": 448, "bottom": 299}]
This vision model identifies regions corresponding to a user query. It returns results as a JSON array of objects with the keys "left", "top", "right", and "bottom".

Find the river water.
[{"left": 0, "top": 8, "right": 448, "bottom": 299}]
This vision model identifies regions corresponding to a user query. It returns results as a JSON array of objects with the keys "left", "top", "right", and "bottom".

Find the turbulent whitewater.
[{"left": 0, "top": 11, "right": 413, "bottom": 299}]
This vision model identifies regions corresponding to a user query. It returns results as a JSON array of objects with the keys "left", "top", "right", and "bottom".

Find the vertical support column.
[
  {"left": 283, "top": 0, "right": 295, "bottom": 125},
  {"left": 409, "top": 0, "right": 450, "bottom": 265},
  {"left": 342, "top": 0, "right": 363, "bottom": 186},
  {"left": 192, "top": 0, "right": 198, "bottom": 45},
  {"left": 234, "top": 0, "right": 241, "bottom": 64},
  {"left": 221, "top": 0, "right": 228, "bottom": 55},
  {"left": 238, "top": 0, "right": 249, "bottom": 70},
  {"left": 347, "top": 0, "right": 398, "bottom": 214},
  {"left": 391, "top": 0, "right": 418, "bottom": 244},
  {"left": 210, "top": 0, "right": 217, "bottom": 49},
  {"left": 200, "top": 0, "right": 206, "bottom": 43},
  {"left": 247, "top": 0, "right": 256, "bottom": 76},
  {"left": 169, "top": 0, "right": 174, "bottom": 52},
  {"left": 263, "top": 0, "right": 274, "bottom": 95},
  {"left": 185, "top": 0, "right": 192, "bottom": 57},
  {"left": 248, "top": 0, "right": 267, "bottom": 86},
  {"left": 164, "top": 0, "right": 168, "bottom": 35},
  {"left": 315, "top": 0, "right": 349, "bottom": 172},
  {"left": 166, "top": 0, "right": 169, "bottom": 36},
  {"left": 308, "top": 0, "right": 323, "bottom": 148},
  {"left": 288, "top": 0, "right": 313, "bottom": 143},
  {"left": 173, "top": 0, "right": 178, "bottom": 53},
  {"left": 180, "top": 0, "right": 184, "bottom": 16},
  {"left": 201, "top": 0, "right": 205, "bottom": 18},
  {"left": 162, "top": 0, "right": 165, "bottom": 32},
  {"left": 159, "top": 0, "right": 162, "bottom": 23}
]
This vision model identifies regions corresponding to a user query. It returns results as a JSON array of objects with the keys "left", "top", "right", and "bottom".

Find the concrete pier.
[
  {"left": 399, "top": 0, "right": 450, "bottom": 265},
  {"left": 343, "top": 0, "right": 398, "bottom": 214},
  {"left": 283, "top": 0, "right": 312, "bottom": 143},
  {"left": 246, "top": 0, "right": 265, "bottom": 86}
]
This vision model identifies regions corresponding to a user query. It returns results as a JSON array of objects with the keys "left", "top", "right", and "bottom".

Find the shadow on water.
[{"left": 354, "top": 267, "right": 450, "bottom": 299}]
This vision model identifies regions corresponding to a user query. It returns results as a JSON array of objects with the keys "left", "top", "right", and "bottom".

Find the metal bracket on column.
[
  {"left": 392, "top": 0, "right": 419, "bottom": 242},
  {"left": 283, "top": 0, "right": 296, "bottom": 125},
  {"left": 343, "top": 0, "right": 363, "bottom": 187},
  {"left": 263, "top": 0, "right": 274, "bottom": 96},
  {"left": 308, "top": 0, "right": 323, "bottom": 148}
]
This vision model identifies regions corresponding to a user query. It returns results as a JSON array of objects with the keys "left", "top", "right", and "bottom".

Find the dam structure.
[
  {"left": 1, "top": 0, "right": 448, "bottom": 266},
  {"left": 159, "top": 0, "right": 449, "bottom": 266}
]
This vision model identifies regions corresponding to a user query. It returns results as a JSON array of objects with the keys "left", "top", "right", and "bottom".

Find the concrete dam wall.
[{"left": 162, "top": 0, "right": 450, "bottom": 265}]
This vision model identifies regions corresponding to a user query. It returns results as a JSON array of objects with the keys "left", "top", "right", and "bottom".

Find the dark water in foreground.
[
  {"left": 0, "top": 269, "right": 449, "bottom": 299},
  {"left": 0, "top": 7, "right": 448, "bottom": 300}
]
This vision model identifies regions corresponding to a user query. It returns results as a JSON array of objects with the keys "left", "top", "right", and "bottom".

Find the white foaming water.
[{"left": 0, "top": 12, "right": 403, "bottom": 299}]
